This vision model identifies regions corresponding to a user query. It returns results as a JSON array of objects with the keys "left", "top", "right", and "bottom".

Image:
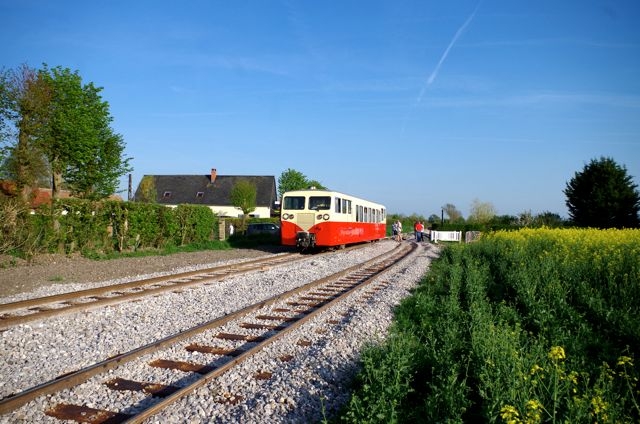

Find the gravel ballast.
[{"left": 0, "top": 240, "right": 439, "bottom": 423}]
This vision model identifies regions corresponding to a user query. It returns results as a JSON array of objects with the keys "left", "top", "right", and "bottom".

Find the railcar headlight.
[
  {"left": 317, "top": 214, "right": 323, "bottom": 220},
  {"left": 282, "top": 213, "right": 290, "bottom": 220},
  {"left": 323, "top": 214, "right": 330, "bottom": 220}
]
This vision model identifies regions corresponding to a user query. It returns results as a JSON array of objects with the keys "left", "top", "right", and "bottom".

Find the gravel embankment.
[{"left": 0, "top": 240, "right": 439, "bottom": 423}]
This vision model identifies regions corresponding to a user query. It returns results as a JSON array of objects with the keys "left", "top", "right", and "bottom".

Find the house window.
[
  {"left": 163, "top": 191, "right": 171, "bottom": 198},
  {"left": 196, "top": 191, "right": 204, "bottom": 198}
]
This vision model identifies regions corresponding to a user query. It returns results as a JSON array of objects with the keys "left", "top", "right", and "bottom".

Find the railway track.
[
  {"left": 0, "top": 242, "right": 417, "bottom": 423},
  {"left": 0, "top": 252, "right": 308, "bottom": 330}
]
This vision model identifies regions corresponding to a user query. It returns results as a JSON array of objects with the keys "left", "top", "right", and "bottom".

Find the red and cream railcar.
[{"left": 280, "top": 189, "right": 387, "bottom": 250}]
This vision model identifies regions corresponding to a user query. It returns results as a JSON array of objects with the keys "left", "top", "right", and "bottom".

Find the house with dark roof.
[
  {"left": 134, "top": 168, "right": 278, "bottom": 218},
  {"left": 0, "top": 181, "right": 122, "bottom": 210}
]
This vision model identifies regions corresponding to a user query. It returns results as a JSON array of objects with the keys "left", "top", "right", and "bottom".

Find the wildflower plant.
[{"left": 337, "top": 229, "right": 640, "bottom": 423}]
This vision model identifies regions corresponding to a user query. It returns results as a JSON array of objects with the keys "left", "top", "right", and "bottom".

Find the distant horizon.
[{"left": 121, "top": 169, "right": 574, "bottom": 220}]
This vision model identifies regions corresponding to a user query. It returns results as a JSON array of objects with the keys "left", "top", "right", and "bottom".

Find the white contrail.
[{"left": 417, "top": 2, "right": 481, "bottom": 104}]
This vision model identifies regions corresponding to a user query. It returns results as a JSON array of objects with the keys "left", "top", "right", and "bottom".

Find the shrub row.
[{"left": 1, "top": 198, "right": 219, "bottom": 258}]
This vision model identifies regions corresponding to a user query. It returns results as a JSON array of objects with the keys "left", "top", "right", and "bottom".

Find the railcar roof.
[{"left": 282, "top": 189, "right": 385, "bottom": 208}]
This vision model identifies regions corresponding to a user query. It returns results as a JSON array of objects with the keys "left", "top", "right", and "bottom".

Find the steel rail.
[
  {"left": 0, "top": 253, "right": 298, "bottom": 313},
  {"left": 123, "top": 243, "right": 415, "bottom": 423},
  {"left": 0, "top": 253, "right": 302, "bottom": 330},
  {"left": 0, "top": 242, "right": 406, "bottom": 415}
]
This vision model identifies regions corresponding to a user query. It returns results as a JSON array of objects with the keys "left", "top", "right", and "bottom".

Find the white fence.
[{"left": 430, "top": 230, "right": 462, "bottom": 243}]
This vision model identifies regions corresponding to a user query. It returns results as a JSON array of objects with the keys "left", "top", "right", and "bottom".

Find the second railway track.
[
  {"left": 0, "top": 240, "right": 439, "bottom": 423},
  {"left": 0, "top": 252, "right": 303, "bottom": 330}
]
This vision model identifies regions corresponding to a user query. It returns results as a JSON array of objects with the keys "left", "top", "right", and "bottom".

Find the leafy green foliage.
[
  {"left": 0, "top": 64, "right": 51, "bottom": 200},
  {"left": 230, "top": 179, "right": 257, "bottom": 217},
  {"left": 135, "top": 175, "right": 156, "bottom": 203},
  {"left": 336, "top": 229, "right": 640, "bottom": 423},
  {"left": 467, "top": 199, "right": 497, "bottom": 224},
  {"left": 442, "top": 203, "right": 464, "bottom": 222},
  {"left": 174, "top": 204, "right": 215, "bottom": 246},
  {"left": 0, "top": 196, "right": 219, "bottom": 257},
  {"left": 126, "top": 202, "right": 173, "bottom": 250},
  {"left": 306, "top": 179, "right": 327, "bottom": 190},
  {"left": 0, "top": 196, "right": 40, "bottom": 258},
  {"left": 36, "top": 64, "right": 132, "bottom": 200},
  {"left": 277, "top": 168, "right": 308, "bottom": 197},
  {"left": 564, "top": 156, "right": 640, "bottom": 228},
  {"left": 277, "top": 168, "right": 328, "bottom": 197}
]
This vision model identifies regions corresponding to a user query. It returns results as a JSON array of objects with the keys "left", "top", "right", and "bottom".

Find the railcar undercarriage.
[{"left": 296, "top": 231, "right": 316, "bottom": 250}]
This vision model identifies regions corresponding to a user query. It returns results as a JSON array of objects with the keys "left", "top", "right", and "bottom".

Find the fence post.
[{"left": 219, "top": 219, "right": 226, "bottom": 240}]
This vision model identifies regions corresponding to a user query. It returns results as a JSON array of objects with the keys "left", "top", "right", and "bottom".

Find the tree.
[
  {"left": 277, "top": 168, "right": 308, "bottom": 198},
  {"left": 564, "top": 157, "right": 640, "bottom": 228},
  {"left": 442, "top": 203, "right": 463, "bottom": 223},
  {"left": 277, "top": 168, "right": 327, "bottom": 198},
  {"left": 135, "top": 175, "right": 156, "bottom": 203},
  {"left": 490, "top": 215, "right": 518, "bottom": 226},
  {"left": 518, "top": 210, "right": 534, "bottom": 227},
  {"left": 230, "top": 179, "right": 257, "bottom": 229},
  {"left": 306, "top": 179, "right": 327, "bottom": 190},
  {"left": 533, "top": 211, "right": 566, "bottom": 228},
  {"left": 0, "top": 64, "right": 51, "bottom": 203},
  {"left": 467, "top": 199, "right": 496, "bottom": 224},
  {"left": 36, "top": 64, "right": 131, "bottom": 200},
  {"left": 427, "top": 214, "right": 440, "bottom": 224}
]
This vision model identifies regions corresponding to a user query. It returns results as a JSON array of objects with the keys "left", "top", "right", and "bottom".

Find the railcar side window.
[
  {"left": 309, "top": 196, "right": 331, "bottom": 210},
  {"left": 335, "top": 197, "right": 341, "bottom": 213},
  {"left": 283, "top": 196, "right": 305, "bottom": 210}
]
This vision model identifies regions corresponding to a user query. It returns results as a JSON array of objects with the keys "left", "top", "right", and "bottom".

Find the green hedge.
[{"left": 0, "top": 197, "right": 218, "bottom": 257}]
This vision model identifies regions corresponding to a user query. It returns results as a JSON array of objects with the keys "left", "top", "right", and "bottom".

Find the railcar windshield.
[
  {"left": 309, "top": 196, "right": 331, "bottom": 210},
  {"left": 283, "top": 196, "right": 305, "bottom": 210}
]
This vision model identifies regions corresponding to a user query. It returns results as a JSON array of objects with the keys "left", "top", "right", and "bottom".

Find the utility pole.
[{"left": 128, "top": 174, "right": 132, "bottom": 201}]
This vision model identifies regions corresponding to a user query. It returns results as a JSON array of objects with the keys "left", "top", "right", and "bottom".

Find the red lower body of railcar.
[{"left": 281, "top": 221, "right": 386, "bottom": 247}]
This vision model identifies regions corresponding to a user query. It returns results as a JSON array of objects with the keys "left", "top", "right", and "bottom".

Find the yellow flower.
[
  {"left": 548, "top": 346, "right": 566, "bottom": 362},
  {"left": 591, "top": 396, "right": 608, "bottom": 415},
  {"left": 567, "top": 371, "right": 578, "bottom": 384},
  {"left": 530, "top": 364, "right": 544, "bottom": 375},
  {"left": 500, "top": 405, "right": 521, "bottom": 424},
  {"left": 526, "top": 399, "right": 543, "bottom": 411},
  {"left": 525, "top": 399, "right": 543, "bottom": 424},
  {"left": 616, "top": 356, "right": 633, "bottom": 367}
]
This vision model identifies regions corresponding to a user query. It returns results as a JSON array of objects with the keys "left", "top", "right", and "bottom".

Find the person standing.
[
  {"left": 415, "top": 221, "right": 424, "bottom": 242},
  {"left": 396, "top": 220, "right": 403, "bottom": 242}
]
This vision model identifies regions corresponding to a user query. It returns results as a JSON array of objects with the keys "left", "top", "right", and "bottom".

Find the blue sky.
[{"left": 2, "top": 0, "right": 639, "bottom": 218}]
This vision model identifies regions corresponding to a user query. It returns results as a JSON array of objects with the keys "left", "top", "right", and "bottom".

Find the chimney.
[{"left": 210, "top": 168, "right": 217, "bottom": 183}]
